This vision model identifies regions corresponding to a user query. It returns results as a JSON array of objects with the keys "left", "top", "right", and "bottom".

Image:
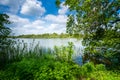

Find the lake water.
[{"left": 15, "top": 38, "right": 84, "bottom": 64}]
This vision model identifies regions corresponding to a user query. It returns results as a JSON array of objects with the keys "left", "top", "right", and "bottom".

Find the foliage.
[
  {"left": 83, "top": 23, "right": 120, "bottom": 69},
  {"left": 0, "top": 40, "right": 119, "bottom": 80},
  {"left": 0, "top": 57, "right": 120, "bottom": 80},
  {"left": 54, "top": 42, "right": 74, "bottom": 62},
  {"left": 0, "top": 54, "right": 81, "bottom": 80},
  {"left": 0, "top": 14, "right": 12, "bottom": 67},
  {"left": 0, "top": 14, "right": 11, "bottom": 39},
  {"left": 56, "top": 0, "right": 120, "bottom": 67}
]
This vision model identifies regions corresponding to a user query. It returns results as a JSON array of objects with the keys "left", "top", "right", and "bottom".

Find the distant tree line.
[{"left": 9, "top": 33, "right": 84, "bottom": 38}]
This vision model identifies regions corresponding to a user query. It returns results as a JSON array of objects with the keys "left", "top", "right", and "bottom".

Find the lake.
[{"left": 14, "top": 38, "right": 84, "bottom": 64}]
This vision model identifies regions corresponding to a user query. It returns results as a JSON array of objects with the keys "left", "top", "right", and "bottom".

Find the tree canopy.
[
  {"left": 56, "top": 0, "right": 120, "bottom": 68},
  {"left": 0, "top": 14, "right": 12, "bottom": 67}
]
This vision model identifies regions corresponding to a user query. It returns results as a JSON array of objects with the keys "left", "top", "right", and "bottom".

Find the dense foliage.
[
  {"left": 0, "top": 54, "right": 120, "bottom": 80},
  {"left": 56, "top": 0, "right": 120, "bottom": 68}
]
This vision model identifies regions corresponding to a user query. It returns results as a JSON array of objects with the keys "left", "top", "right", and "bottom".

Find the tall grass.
[
  {"left": 0, "top": 39, "right": 53, "bottom": 66},
  {"left": 0, "top": 39, "right": 76, "bottom": 65}
]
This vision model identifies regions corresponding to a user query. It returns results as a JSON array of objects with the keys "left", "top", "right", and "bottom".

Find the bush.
[
  {"left": 0, "top": 54, "right": 81, "bottom": 80},
  {"left": 54, "top": 42, "right": 74, "bottom": 62},
  {"left": 0, "top": 56, "right": 120, "bottom": 80}
]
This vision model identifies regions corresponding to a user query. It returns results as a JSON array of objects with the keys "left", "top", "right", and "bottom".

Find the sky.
[{"left": 0, "top": 0, "right": 69, "bottom": 35}]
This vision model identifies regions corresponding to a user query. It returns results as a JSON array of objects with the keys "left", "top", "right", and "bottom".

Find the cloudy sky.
[{"left": 0, "top": 0, "right": 69, "bottom": 35}]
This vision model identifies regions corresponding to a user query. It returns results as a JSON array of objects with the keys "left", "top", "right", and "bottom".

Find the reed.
[
  {"left": 0, "top": 39, "right": 53, "bottom": 65},
  {"left": 0, "top": 38, "right": 75, "bottom": 68},
  {"left": 54, "top": 42, "right": 74, "bottom": 62}
]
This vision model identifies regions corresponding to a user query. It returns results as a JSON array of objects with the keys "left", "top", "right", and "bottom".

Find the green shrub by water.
[
  {"left": 54, "top": 42, "right": 74, "bottom": 62},
  {"left": 0, "top": 54, "right": 120, "bottom": 80},
  {"left": 0, "top": 54, "right": 80, "bottom": 80}
]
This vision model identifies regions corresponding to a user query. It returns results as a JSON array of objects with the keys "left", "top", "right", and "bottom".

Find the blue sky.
[{"left": 0, "top": 0, "right": 69, "bottom": 35}]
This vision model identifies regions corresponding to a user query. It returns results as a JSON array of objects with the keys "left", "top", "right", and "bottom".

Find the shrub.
[
  {"left": 0, "top": 54, "right": 81, "bottom": 80},
  {"left": 54, "top": 42, "right": 74, "bottom": 62}
]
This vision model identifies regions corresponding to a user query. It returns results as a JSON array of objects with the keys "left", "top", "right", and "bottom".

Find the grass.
[{"left": 0, "top": 40, "right": 120, "bottom": 80}]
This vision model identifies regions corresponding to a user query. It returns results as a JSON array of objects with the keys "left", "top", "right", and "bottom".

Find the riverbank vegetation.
[
  {"left": 0, "top": 55, "right": 120, "bottom": 80},
  {"left": 0, "top": 41, "right": 120, "bottom": 80}
]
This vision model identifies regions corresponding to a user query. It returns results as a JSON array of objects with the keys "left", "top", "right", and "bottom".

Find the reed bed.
[{"left": 0, "top": 39, "right": 53, "bottom": 65}]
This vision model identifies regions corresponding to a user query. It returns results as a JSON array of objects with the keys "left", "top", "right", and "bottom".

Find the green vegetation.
[
  {"left": 0, "top": 0, "right": 120, "bottom": 79},
  {"left": 56, "top": 0, "right": 120, "bottom": 68},
  {"left": 9, "top": 33, "right": 83, "bottom": 39},
  {"left": 0, "top": 14, "right": 13, "bottom": 67},
  {"left": 0, "top": 40, "right": 120, "bottom": 80},
  {"left": 54, "top": 42, "right": 74, "bottom": 62},
  {"left": 0, "top": 54, "right": 120, "bottom": 80}
]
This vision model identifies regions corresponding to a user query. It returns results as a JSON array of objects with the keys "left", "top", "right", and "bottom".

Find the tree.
[
  {"left": 56, "top": 0, "right": 120, "bottom": 67},
  {"left": 0, "top": 14, "right": 11, "bottom": 39},
  {"left": 0, "top": 14, "right": 11, "bottom": 67}
]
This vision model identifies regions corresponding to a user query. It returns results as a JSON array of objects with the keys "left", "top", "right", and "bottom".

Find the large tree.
[{"left": 56, "top": 0, "right": 120, "bottom": 67}]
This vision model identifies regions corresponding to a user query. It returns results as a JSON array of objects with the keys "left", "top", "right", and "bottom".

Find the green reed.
[
  {"left": 0, "top": 38, "right": 75, "bottom": 67},
  {"left": 0, "top": 39, "right": 53, "bottom": 64},
  {"left": 54, "top": 42, "right": 74, "bottom": 62}
]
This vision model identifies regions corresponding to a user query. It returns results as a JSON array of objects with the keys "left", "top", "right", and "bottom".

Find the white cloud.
[
  {"left": 46, "top": 24, "right": 66, "bottom": 33},
  {"left": 0, "top": 0, "right": 24, "bottom": 13},
  {"left": 4, "top": 1, "right": 68, "bottom": 35},
  {"left": 0, "top": 0, "right": 45, "bottom": 16},
  {"left": 58, "top": 2, "right": 69, "bottom": 15},
  {"left": 44, "top": 2, "right": 68, "bottom": 25},
  {"left": 9, "top": 14, "right": 29, "bottom": 24},
  {"left": 20, "top": 0, "right": 45, "bottom": 17},
  {"left": 8, "top": 14, "right": 30, "bottom": 31},
  {"left": 45, "top": 14, "right": 68, "bottom": 24},
  {"left": 8, "top": 14, "right": 66, "bottom": 35}
]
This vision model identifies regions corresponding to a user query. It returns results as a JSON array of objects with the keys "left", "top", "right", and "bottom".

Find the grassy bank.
[{"left": 0, "top": 41, "right": 120, "bottom": 80}]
